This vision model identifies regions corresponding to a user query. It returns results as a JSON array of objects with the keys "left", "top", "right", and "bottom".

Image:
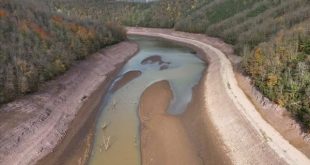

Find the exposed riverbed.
[
  {"left": 3, "top": 28, "right": 308, "bottom": 165},
  {"left": 88, "top": 36, "right": 206, "bottom": 164}
]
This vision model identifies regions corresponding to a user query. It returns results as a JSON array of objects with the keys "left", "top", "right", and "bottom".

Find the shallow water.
[{"left": 88, "top": 36, "right": 206, "bottom": 165}]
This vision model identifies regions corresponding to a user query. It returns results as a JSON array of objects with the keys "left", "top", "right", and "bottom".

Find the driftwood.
[
  {"left": 101, "top": 121, "right": 110, "bottom": 130},
  {"left": 111, "top": 100, "right": 117, "bottom": 111}
]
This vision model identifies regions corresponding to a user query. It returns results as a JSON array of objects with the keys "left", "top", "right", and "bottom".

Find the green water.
[{"left": 88, "top": 36, "right": 206, "bottom": 165}]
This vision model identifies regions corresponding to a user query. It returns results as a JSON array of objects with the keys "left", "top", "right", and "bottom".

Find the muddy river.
[{"left": 88, "top": 36, "right": 206, "bottom": 165}]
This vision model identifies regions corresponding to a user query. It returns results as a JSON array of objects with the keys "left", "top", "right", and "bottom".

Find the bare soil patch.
[
  {"left": 139, "top": 80, "right": 202, "bottom": 165},
  {"left": 139, "top": 79, "right": 231, "bottom": 165}
]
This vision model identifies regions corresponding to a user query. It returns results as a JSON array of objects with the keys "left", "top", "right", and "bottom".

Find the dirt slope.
[
  {"left": 0, "top": 42, "right": 138, "bottom": 165},
  {"left": 127, "top": 27, "right": 310, "bottom": 165}
]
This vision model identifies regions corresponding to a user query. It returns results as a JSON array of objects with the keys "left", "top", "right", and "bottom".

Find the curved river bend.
[{"left": 88, "top": 36, "right": 206, "bottom": 165}]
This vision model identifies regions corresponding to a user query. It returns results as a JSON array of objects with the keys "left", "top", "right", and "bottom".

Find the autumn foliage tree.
[
  {"left": 243, "top": 24, "right": 310, "bottom": 128},
  {"left": 0, "top": 0, "right": 127, "bottom": 104}
]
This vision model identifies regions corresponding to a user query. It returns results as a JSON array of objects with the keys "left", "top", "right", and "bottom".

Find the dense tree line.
[
  {"left": 49, "top": 0, "right": 310, "bottom": 129},
  {"left": 0, "top": 0, "right": 126, "bottom": 104},
  {"left": 50, "top": 0, "right": 309, "bottom": 53},
  {"left": 1, "top": 0, "right": 309, "bottom": 128},
  {"left": 243, "top": 22, "right": 310, "bottom": 128},
  {"left": 47, "top": 0, "right": 211, "bottom": 28}
]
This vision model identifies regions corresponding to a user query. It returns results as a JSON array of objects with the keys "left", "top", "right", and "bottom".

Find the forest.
[
  {"left": 0, "top": 0, "right": 126, "bottom": 104},
  {"left": 1, "top": 0, "right": 309, "bottom": 128},
  {"left": 48, "top": 0, "right": 310, "bottom": 128}
]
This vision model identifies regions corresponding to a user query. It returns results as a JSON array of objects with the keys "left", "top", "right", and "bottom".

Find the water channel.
[{"left": 88, "top": 36, "right": 206, "bottom": 165}]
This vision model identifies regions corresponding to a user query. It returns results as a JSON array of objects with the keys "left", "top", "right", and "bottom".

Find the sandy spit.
[
  {"left": 127, "top": 27, "right": 310, "bottom": 165},
  {"left": 139, "top": 76, "right": 232, "bottom": 165},
  {"left": 139, "top": 80, "right": 202, "bottom": 165},
  {"left": 0, "top": 41, "right": 138, "bottom": 165}
]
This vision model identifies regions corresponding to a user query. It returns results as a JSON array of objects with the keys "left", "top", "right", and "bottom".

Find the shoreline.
[
  {"left": 180, "top": 68, "right": 232, "bottom": 164},
  {"left": 128, "top": 27, "right": 310, "bottom": 164},
  {"left": 36, "top": 57, "right": 136, "bottom": 165},
  {"left": 138, "top": 79, "right": 231, "bottom": 164},
  {"left": 0, "top": 41, "right": 138, "bottom": 165},
  {"left": 1, "top": 27, "right": 310, "bottom": 165}
]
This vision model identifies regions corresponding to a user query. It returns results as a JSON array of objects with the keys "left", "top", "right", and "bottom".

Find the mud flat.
[
  {"left": 0, "top": 41, "right": 138, "bottom": 165},
  {"left": 111, "top": 70, "right": 142, "bottom": 92},
  {"left": 139, "top": 80, "right": 201, "bottom": 165},
  {"left": 128, "top": 28, "right": 310, "bottom": 165},
  {"left": 139, "top": 78, "right": 231, "bottom": 165}
]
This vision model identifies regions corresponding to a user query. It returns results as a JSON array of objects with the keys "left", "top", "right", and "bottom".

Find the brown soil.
[
  {"left": 181, "top": 71, "right": 231, "bottom": 165},
  {"left": 139, "top": 80, "right": 231, "bottom": 165},
  {"left": 139, "top": 80, "right": 201, "bottom": 165},
  {"left": 111, "top": 70, "right": 142, "bottom": 92}
]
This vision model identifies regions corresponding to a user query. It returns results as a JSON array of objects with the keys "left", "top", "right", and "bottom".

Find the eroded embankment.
[
  {"left": 235, "top": 73, "right": 310, "bottom": 157},
  {"left": 128, "top": 28, "right": 310, "bottom": 165},
  {"left": 139, "top": 78, "right": 231, "bottom": 165},
  {"left": 180, "top": 72, "right": 232, "bottom": 165},
  {"left": 0, "top": 41, "right": 138, "bottom": 165}
]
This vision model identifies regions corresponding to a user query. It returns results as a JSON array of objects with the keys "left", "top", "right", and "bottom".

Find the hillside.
[
  {"left": 1, "top": 1, "right": 310, "bottom": 164},
  {"left": 49, "top": 0, "right": 309, "bottom": 51},
  {"left": 47, "top": 0, "right": 211, "bottom": 28},
  {"left": 0, "top": 0, "right": 126, "bottom": 104},
  {"left": 49, "top": 0, "right": 310, "bottom": 128}
]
